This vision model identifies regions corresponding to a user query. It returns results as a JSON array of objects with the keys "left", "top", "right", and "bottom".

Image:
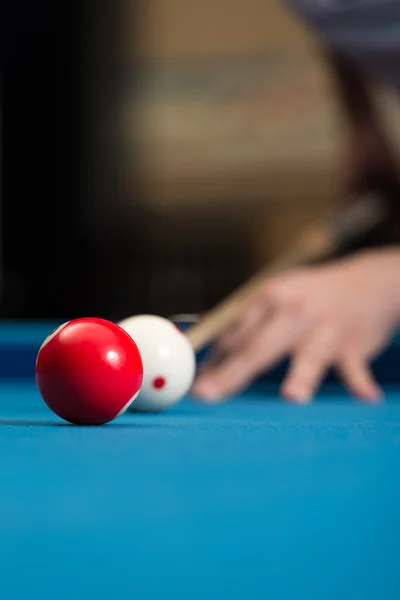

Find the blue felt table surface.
[{"left": 0, "top": 380, "right": 399, "bottom": 600}]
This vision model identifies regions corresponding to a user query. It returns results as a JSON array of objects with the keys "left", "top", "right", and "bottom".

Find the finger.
[
  {"left": 215, "top": 273, "right": 304, "bottom": 353},
  {"left": 195, "top": 345, "right": 228, "bottom": 375},
  {"left": 211, "top": 275, "right": 302, "bottom": 358},
  {"left": 204, "top": 304, "right": 267, "bottom": 369},
  {"left": 192, "top": 309, "right": 302, "bottom": 402},
  {"left": 200, "top": 292, "right": 276, "bottom": 373},
  {"left": 337, "top": 353, "right": 383, "bottom": 403},
  {"left": 216, "top": 300, "right": 272, "bottom": 355},
  {"left": 281, "top": 324, "right": 338, "bottom": 404}
]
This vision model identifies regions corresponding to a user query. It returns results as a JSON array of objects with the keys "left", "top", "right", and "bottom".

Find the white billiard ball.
[{"left": 117, "top": 315, "right": 196, "bottom": 412}]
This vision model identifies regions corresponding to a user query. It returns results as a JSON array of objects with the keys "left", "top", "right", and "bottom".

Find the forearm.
[
  {"left": 321, "top": 49, "right": 400, "bottom": 254},
  {"left": 324, "top": 49, "right": 379, "bottom": 128}
]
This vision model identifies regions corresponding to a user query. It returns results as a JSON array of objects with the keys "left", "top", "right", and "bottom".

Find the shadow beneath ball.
[
  {"left": 0, "top": 418, "right": 73, "bottom": 427},
  {"left": 0, "top": 418, "right": 164, "bottom": 428}
]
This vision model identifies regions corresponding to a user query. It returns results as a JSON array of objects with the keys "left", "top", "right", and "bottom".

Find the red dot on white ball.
[{"left": 152, "top": 376, "right": 166, "bottom": 390}]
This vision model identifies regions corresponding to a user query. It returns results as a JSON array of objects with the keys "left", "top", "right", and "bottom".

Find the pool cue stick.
[{"left": 186, "top": 194, "right": 387, "bottom": 352}]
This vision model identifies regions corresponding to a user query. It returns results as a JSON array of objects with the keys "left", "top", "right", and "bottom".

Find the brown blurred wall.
[
  {"left": 123, "top": 0, "right": 309, "bottom": 58},
  {"left": 117, "top": 1, "right": 398, "bottom": 267}
]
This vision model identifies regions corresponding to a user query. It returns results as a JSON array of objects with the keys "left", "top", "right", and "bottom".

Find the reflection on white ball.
[{"left": 118, "top": 315, "right": 196, "bottom": 412}]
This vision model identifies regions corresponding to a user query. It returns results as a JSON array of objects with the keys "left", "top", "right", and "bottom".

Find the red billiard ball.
[{"left": 35, "top": 318, "right": 143, "bottom": 425}]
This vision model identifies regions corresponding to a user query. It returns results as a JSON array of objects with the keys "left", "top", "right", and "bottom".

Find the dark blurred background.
[
  {"left": 3, "top": 1, "right": 399, "bottom": 322},
  {"left": 1, "top": 0, "right": 85, "bottom": 318}
]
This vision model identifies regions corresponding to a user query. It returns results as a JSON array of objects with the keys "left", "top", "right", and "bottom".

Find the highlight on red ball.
[{"left": 35, "top": 318, "right": 143, "bottom": 425}]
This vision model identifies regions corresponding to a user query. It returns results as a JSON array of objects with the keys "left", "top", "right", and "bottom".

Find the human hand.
[{"left": 192, "top": 249, "right": 400, "bottom": 404}]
